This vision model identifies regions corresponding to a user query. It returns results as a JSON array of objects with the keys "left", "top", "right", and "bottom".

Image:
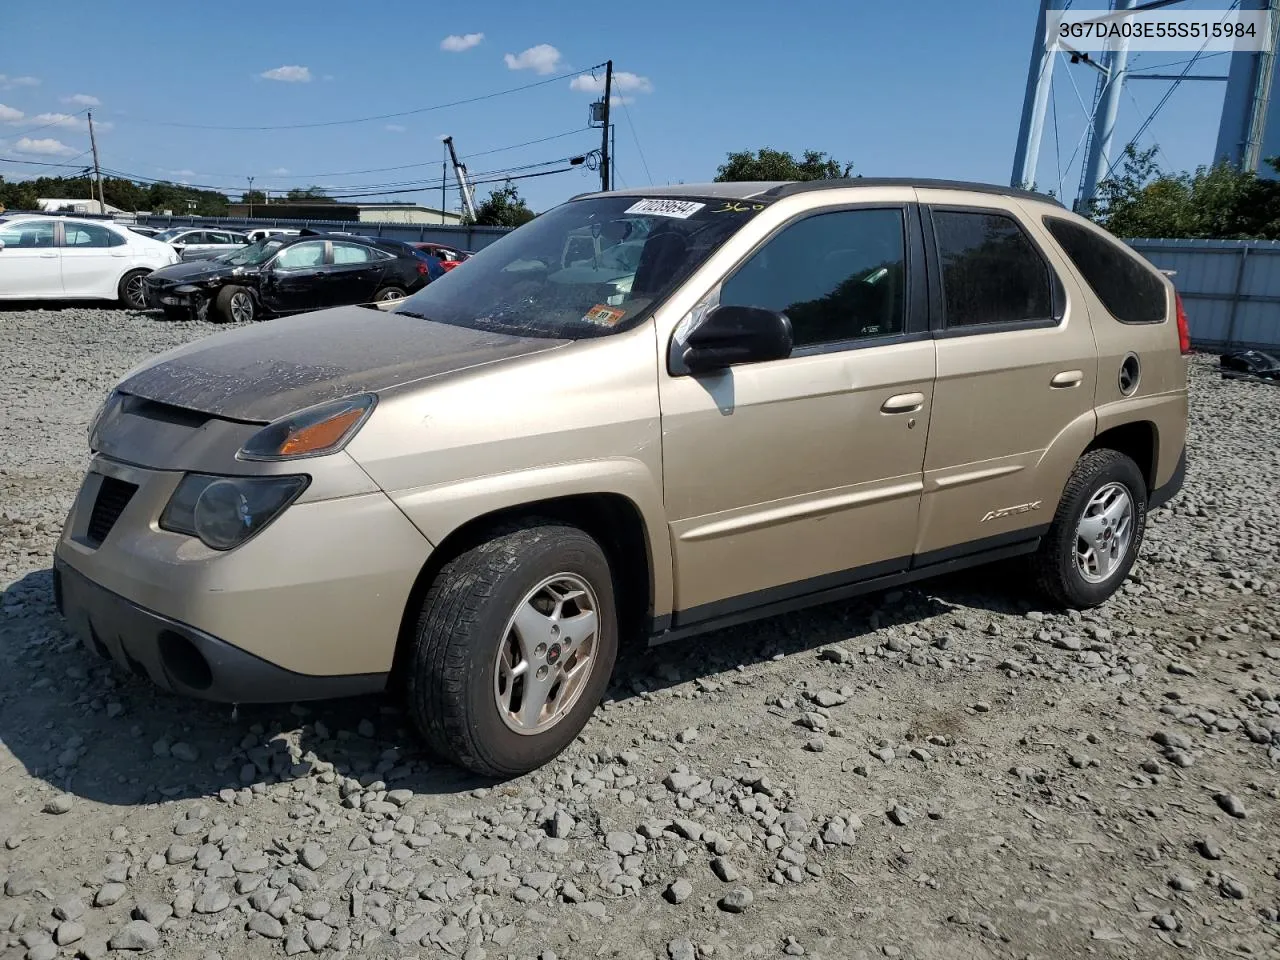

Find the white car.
[
  {"left": 0, "top": 215, "right": 180, "bottom": 309},
  {"left": 244, "top": 227, "right": 302, "bottom": 244},
  {"left": 152, "top": 227, "right": 250, "bottom": 261}
]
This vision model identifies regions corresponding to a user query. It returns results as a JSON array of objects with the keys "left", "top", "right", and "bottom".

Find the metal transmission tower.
[
  {"left": 1077, "top": 0, "right": 1138, "bottom": 209},
  {"left": 1215, "top": 0, "right": 1280, "bottom": 173}
]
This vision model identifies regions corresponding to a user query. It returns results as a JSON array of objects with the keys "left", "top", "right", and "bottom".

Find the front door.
[
  {"left": 260, "top": 239, "right": 328, "bottom": 313},
  {"left": 659, "top": 203, "right": 935, "bottom": 624},
  {"left": 60, "top": 220, "right": 128, "bottom": 298},
  {"left": 0, "top": 219, "right": 62, "bottom": 298},
  {"left": 913, "top": 196, "right": 1098, "bottom": 560},
  {"left": 327, "top": 241, "right": 384, "bottom": 305}
]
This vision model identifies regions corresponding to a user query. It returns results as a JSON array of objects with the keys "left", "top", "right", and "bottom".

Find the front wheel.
[
  {"left": 117, "top": 270, "right": 149, "bottom": 310},
  {"left": 1033, "top": 449, "right": 1147, "bottom": 608},
  {"left": 406, "top": 521, "right": 619, "bottom": 778},
  {"left": 214, "top": 285, "right": 256, "bottom": 324}
]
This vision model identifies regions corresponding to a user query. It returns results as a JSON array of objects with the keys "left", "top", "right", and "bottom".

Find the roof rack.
[{"left": 760, "top": 178, "right": 1063, "bottom": 206}]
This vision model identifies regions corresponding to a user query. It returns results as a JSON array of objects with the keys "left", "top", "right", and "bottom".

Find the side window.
[
  {"left": 719, "top": 208, "right": 907, "bottom": 348},
  {"left": 176, "top": 232, "right": 203, "bottom": 245},
  {"left": 63, "top": 223, "right": 119, "bottom": 248},
  {"left": 332, "top": 242, "right": 373, "bottom": 265},
  {"left": 0, "top": 220, "right": 56, "bottom": 248},
  {"left": 273, "top": 242, "right": 325, "bottom": 269},
  {"left": 933, "top": 211, "right": 1053, "bottom": 327},
  {"left": 1043, "top": 216, "right": 1165, "bottom": 324}
]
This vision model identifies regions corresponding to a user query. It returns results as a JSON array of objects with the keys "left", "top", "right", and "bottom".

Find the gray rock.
[
  {"left": 1214, "top": 792, "right": 1248, "bottom": 818},
  {"left": 1220, "top": 876, "right": 1248, "bottom": 899},
  {"left": 811, "top": 689, "right": 846, "bottom": 708},
  {"left": 169, "top": 742, "right": 199, "bottom": 762},
  {"left": 304, "top": 921, "right": 332, "bottom": 951},
  {"left": 53, "top": 896, "right": 85, "bottom": 921},
  {"left": 94, "top": 883, "right": 126, "bottom": 907},
  {"left": 1169, "top": 875, "right": 1197, "bottom": 892},
  {"left": 605, "top": 831, "right": 636, "bottom": 855},
  {"left": 4, "top": 874, "right": 35, "bottom": 897},
  {"left": 664, "top": 772, "right": 701, "bottom": 794},
  {"left": 711, "top": 858, "right": 741, "bottom": 882},
  {"left": 166, "top": 843, "right": 197, "bottom": 864},
  {"left": 668, "top": 939, "right": 697, "bottom": 960},
  {"left": 194, "top": 886, "right": 230, "bottom": 914},
  {"left": 1197, "top": 837, "right": 1225, "bottom": 860},
  {"left": 133, "top": 902, "right": 172, "bottom": 926},
  {"left": 664, "top": 879, "right": 693, "bottom": 904},
  {"left": 547, "top": 810, "right": 575, "bottom": 839},
  {"left": 676, "top": 728, "right": 699, "bottom": 744},
  {"left": 719, "top": 887, "right": 754, "bottom": 913},
  {"left": 41, "top": 795, "right": 72, "bottom": 815},
  {"left": 108, "top": 920, "right": 160, "bottom": 952},
  {"left": 804, "top": 737, "right": 826, "bottom": 753},
  {"left": 887, "top": 804, "right": 914, "bottom": 826},
  {"left": 27, "top": 943, "right": 57, "bottom": 960},
  {"left": 54, "top": 921, "right": 84, "bottom": 945},
  {"left": 298, "top": 843, "right": 327, "bottom": 870},
  {"left": 284, "top": 930, "right": 309, "bottom": 956},
  {"left": 247, "top": 912, "right": 284, "bottom": 939}
]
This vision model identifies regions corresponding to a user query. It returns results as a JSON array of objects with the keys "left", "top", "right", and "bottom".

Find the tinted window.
[
  {"left": 1044, "top": 216, "right": 1165, "bottom": 324},
  {"left": 332, "top": 242, "right": 374, "bottom": 265},
  {"left": 933, "top": 211, "right": 1052, "bottom": 327},
  {"left": 0, "top": 220, "right": 56, "bottom": 248},
  {"left": 720, "top": 209, "right": 906, "bottom": 347},
  {"left": 273, "top": 242, "right": 325, "bottom": 269},
  {"left": 64, "top": 222, "right": 122, "bottom": 248}
]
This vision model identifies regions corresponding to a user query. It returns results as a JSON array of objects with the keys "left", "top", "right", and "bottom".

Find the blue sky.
[{"left": 0, "top": 0, "right": 1237, "bottom": 213}]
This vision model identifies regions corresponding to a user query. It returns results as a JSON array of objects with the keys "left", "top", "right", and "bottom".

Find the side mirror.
[
  {"left": 0, "top": 239, "right": 6, "bottom": 252},
  {"left": 681, "top": 304, "right": 793, "bottom": 374}
]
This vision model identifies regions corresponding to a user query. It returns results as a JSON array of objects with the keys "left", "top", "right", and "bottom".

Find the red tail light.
[
  {"left": 416, "top": 261, "right": 428, "bottom": 276},
  {"left": 1174, "top": 292, "right": 1191, "bottom": 355}
]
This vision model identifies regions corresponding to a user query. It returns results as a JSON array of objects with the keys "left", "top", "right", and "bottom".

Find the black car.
[{"left": 142, "top": 231, "right": 432, "bottom": 323}]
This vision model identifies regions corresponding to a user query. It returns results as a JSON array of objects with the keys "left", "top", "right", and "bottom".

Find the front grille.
[{"left": 86, "top": 476, "right": 138, "bottom": 547}]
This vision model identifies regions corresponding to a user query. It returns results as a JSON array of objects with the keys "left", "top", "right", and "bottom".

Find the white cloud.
[
  {"left": 270, "top": 167, "right": 290, "bottom": 175},
  {"left": 62, "top": 93, "right": 100, "bottom": 106},
  {"left": 570, "top": 71, "right": 652, "bottom": 95},
  {"left": 0, "top": 103, "right": 24, "bottom": 123},
  {"left": 441, "top": 32, "right": 484, "bottom": 52},
  {"left": 14, "top": 137, "right": 75, "bottom": 156},
  {"left": 260, "top": 65, "right": 312, "bottom": 83},
  {"left": 385, "top": 123, "right": 406, "bottom": 133},
  {"left": 0, "top": 75, "right": 40, "bottom": 89},
  {"left": 504, "top": 44, "right": 562, "bottom": 75}
]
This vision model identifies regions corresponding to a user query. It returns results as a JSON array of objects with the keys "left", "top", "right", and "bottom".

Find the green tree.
[
  {"left": 715, "top": 148, "right": 853, "bottom": 182},
  {"left": 242, "top": 189, "right": 266, "bottom": 205},
  {"left": 0, "top": 177, "right": 40, "bottom": 211},
  {"left": 469, "top": 182, "right": 536, "bottom": 227},
  {"left": 286, "top": 186, "right": 331, "bottom": 201}
]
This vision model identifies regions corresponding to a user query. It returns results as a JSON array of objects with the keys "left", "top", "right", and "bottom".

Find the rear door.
[
  {"left": 0, "top": 219, "right": 62, "bottom": 298},
  {"left": 327, "top": 241, "right": 385, "bottom": 304},
  {"left": 260, "top": 239, "right": 328, "bottom": 313},
  {"left": 60, "top": 221, "right": 129, "bottom": 298},
  {"left": 913, "top": 193, "right": 1097, "bottom": 560}
]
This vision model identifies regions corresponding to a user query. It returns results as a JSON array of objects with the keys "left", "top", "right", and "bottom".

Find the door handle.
[
  {"left": 881, "top": 392, "right": 925, "bottom": 414},
  {"left": 1050, "top": 370, "right": 1083, "bottom": 388},
  {"left": 40, "top": 252, "right": 58, "bottom": 258}
]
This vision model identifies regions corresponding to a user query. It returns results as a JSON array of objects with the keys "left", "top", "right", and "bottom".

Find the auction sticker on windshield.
[
  {"left": 624, "top": 199, "right": 706, "bottom": 219},
  {"left": 582, "top": 304, "right": 626, "bottom": 328}
]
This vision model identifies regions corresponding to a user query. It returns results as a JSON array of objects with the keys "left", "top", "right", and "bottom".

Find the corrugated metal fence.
[
  {"left": 1127, "top": 237, "right": 1280, "bottom": 351},
  {"left": 134, "top": 214, "right": 513, "bottom": 253}
]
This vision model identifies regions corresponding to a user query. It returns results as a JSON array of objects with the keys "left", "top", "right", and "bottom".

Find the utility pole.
[
  {"left": 442, "top": 136, "right": 477, "bottom": 221},
  {"left": 247, "top": 176, "right": 255, "bottom": 218},
  {"left": 87, "top": 111, "right": 105, "bottom": 214},
  {"left": 441, "top": 141, "right": 447, "bottom": 220},
  {"left": 600, "top": 60, "right": 613, "bottom": 192}
]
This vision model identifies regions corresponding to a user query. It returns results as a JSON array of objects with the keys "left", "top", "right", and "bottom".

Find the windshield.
[
  {"left": 217, "top": 238, "right": 286, "bottom": 265},
  {"left": 394, "top": 195, "right": 770, "bottom": 339}
]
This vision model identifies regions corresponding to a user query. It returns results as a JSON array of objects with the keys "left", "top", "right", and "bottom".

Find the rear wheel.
[
  {"left": 214, "top": 285, "right": 256, "bottom": 324},
  {"left": 117, "top": 270, "right": 149, "bottom": 310},
  {"left": 1033, "top": 449, "right": 1147, "bottom": 608},
  {"left": 374, "top": 286, "right": 406, "bottom": 303},
  {"left": 406, "top": 521, "right": 618, "bottom": 778}
]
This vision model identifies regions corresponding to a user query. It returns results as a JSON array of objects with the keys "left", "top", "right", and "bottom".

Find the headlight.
[
  {"left": 239, "top": 394, "right": 376, "bottom": 461},
  {"left": 160, "top": 473, "right": 309, "bottom": 551},
  {"left": 88, "top": 390, "right": 123, "bottom": 448}
]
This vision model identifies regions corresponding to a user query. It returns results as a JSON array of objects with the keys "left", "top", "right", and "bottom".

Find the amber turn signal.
[{"left": 238, "top": 394, "right": 376, "bottom": 461}]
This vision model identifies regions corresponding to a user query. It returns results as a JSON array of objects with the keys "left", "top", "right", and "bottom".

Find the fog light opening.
[{"left": 158, "top": 631, "right": 213, "bottom": 691}]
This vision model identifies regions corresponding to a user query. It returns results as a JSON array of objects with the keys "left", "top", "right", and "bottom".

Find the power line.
[
  {"left": 617, "top": 98, "right": 652, "bottom": 185},
  {"left": 119, "top": 65, "right": 605, "bottom": 131},
  {"left": 1128, "top": 50, "right": 1228, "bottom": 74},
  {"left": 5, "top": 108, "right": 89, "bottom": 138}
]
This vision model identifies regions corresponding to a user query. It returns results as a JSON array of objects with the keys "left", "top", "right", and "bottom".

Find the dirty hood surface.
[{"left": 115, "top": 305, "right": 570, "bottom": 422}]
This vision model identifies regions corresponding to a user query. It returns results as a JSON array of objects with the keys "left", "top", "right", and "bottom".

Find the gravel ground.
[{"left": 2, "top": 306, "right": 1279, "bottom": 960}]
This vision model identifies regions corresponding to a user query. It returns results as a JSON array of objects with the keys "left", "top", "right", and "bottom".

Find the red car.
[{"left": 411, "top": 242, "right": 473, "bottom": 272}]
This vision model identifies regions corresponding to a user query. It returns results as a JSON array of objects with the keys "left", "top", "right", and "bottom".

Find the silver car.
[{"left": 154, "top": 227, "right": 249, "bottom": 261}]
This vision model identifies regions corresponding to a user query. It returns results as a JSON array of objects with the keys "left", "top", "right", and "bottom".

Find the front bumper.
[
  {"left": 54, "top": 456, "right": 434, "bottom": 701},
  {"left": 54, "top": 559, "right": 385, "bottom": 703}
]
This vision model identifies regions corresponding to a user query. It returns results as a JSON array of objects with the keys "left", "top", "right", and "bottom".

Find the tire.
[
  {"left": 214, "top": 285, "right": 256, "bottom": 324},
  {"left": 373, "top": 286, "right": 406, "bottom": 303},
  {"left": 407, "top": 520, "right": 619, "bottom": 778},
  {"left": 1033, "top": 449, "right": 1147, "bottom": 609},
  {"left": 117, "top": 270, "right": 149, "bottom": 310}
]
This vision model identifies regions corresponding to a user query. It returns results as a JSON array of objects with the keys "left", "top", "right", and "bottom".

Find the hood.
[
  {"left": 114, "top": 304, "right": 571, "bottom": 422},
  {"left": 147, "top": 257, "right": 255, "bottom": 284}
]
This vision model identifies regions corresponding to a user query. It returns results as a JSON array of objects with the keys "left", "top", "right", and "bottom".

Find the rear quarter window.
[{"left": 1043, "top": 216, "right": 1166, "bottom": 324}]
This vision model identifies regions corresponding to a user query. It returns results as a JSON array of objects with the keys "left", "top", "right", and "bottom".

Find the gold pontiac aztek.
[{"left": 55, "top": 180, "right": 1189, "bottom": 776}]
